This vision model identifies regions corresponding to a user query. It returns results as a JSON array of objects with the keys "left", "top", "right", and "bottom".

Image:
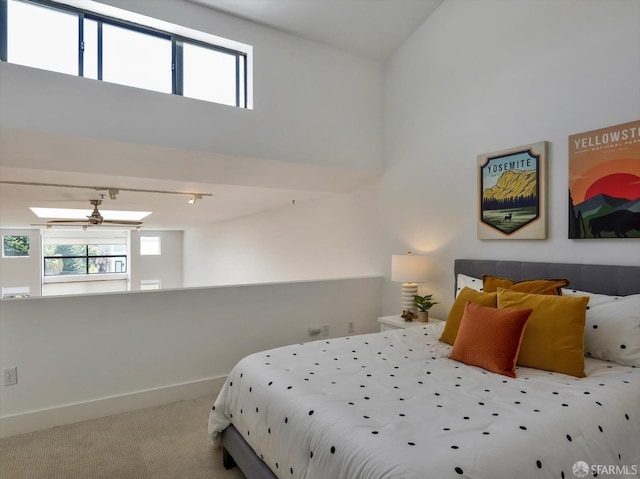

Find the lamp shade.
[{"left": 391, "top": 254, "right": 428, "bottom": 283}]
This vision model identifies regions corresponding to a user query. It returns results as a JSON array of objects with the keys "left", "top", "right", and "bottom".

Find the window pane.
[
  {"left": 140, "top": 237, "right": 161, "bottom": 255},
  {"left": 102, "top": 24, "right": 171, "bottom": 93},
  {"left": 43, "top": 244, "right": 87, "bottom": 276},
  {"left": 45, "top": 244, "right": 86, "bottom": 255},
  {"left": 44, "top": 257, "right": 87, "bottom": 276},
  {"left": 8, "top": 0, "right": 78, "bottom": 75},
  {"left": 89, "top": 256, "right": 126, "bottom": 274},
  {"left": 2, "top": 235, "right": 30, "bottom": 257},
  {"left": 183, "top": 43, "right": 237, "bottom": 106},
  {"left": 88, "top": 244, "right": 126, "bottom": 255},
  {"left": 238, "top": 56, "right": 245, "bottom": 108},
  {"left": 2, "top": 286, "right": 30, "bottom": 299},
  {"left": 83, "top": 18, "right": 98, "bottom": 79}
]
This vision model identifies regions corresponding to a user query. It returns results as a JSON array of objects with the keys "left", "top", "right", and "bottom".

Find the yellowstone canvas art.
[{"left": 569, "top": 120, "right": 640, "bottom": 239}]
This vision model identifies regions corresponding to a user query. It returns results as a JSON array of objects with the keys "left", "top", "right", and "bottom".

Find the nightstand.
[{"left": 378, "top": 315, "right": 443, "bottom": 332}]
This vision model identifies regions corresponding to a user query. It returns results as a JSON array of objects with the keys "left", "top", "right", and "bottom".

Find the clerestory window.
[{"left": 1, "top": 0, "right": 250, "bottom": 108}]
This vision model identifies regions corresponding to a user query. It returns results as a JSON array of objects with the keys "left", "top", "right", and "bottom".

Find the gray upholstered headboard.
[{"left": 455, "top": 259, "right": 640, "bottom": 297}]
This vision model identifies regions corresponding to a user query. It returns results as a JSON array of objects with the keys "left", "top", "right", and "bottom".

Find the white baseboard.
[{"left": 0, "top": 375, "right": 227, "bottom": 438}]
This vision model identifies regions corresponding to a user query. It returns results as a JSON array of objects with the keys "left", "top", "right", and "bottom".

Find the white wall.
[
  {"left": 0, "top": 229, "right": 41, "bottom": 297},
  {"left": 183, "top": 182, "right": 381, "bottom": 286},
  {"left": 130, "top": 230, "right": 183, "bottom": 290},
  {"left": 183, "top": 0, "right": 640, "bottom": 319},
  {"left": 379, "top": 0, "right": 640, "bottom": 319},
  {"left": 0, "top": 276, "right": 382, "bottom": 437},
  {"left": 0, "top": 0, "right": 383, "bottom": 179},
  {"left": 42, "top": 278, "right": 128, "bottom": 296}
]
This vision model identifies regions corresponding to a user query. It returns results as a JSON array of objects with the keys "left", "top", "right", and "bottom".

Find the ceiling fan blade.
[
  {"left": 41, "top": 200, "right": 144, "bottom": 227},
  {"left": 102, "top": 220, "right": 143, "bottom": 226},
  {"left": 47, "top": 219, "right": 90, "bottom": 224}
]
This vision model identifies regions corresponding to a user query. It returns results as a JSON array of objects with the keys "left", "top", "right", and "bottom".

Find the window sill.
[{"left": 43, "top": 273, "right": 128, "bottom": 284}]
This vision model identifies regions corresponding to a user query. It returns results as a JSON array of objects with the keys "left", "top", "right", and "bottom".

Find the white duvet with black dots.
[{"left": 209, "top": 322, "right": 640, "bottom": 479}]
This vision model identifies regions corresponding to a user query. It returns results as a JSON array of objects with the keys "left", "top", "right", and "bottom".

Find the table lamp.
[{"left": 391, "top": 252, "right": 428, "bottom": 316}]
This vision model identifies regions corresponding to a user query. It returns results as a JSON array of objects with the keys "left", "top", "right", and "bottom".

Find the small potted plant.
[{"left": 414, "top": 294, "right": 438, "bottom": 322}]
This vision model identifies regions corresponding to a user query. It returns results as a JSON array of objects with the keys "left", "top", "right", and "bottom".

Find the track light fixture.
[
  {"left": 0, "top": 181, "right": 212, "bottom": 201},
  {"left": 188, "top": 194, "right": 203, "bottom": 205}
]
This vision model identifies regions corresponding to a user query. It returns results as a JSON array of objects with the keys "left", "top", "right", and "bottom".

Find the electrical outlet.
[
  {"left": 322, "top": 325, "right": 330, "bottom": 337},
  {"left": 308, "top": 326, "right": 321, "bottom": 336},
  {"left": 3, "top": 367, "right": 17, "bottom": 386},
  {"left": 348, "top": 321, "right": 355, "bottom": 333}
]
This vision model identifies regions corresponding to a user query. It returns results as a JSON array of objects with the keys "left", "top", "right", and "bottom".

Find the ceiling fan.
[{"left": 45, "top": 199, "right": 144, "bottom": 227}]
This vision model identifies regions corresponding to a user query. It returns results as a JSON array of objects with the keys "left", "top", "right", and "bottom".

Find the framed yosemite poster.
[
  {"left": 569, "top": 120, "right": 640, "bottom": 239},
  {"left": 478, "top": 141, "right": 547, "bottom": 240}
]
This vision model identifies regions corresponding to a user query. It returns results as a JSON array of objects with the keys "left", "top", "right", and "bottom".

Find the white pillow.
[
  {"left": 563, "top": 288, "right": 640, "bottom": 367},
  {"left": 456, "top": 274, "right": 483, "bottom": 297},
  {"left": 561, "top": 288, "right": 620, "bottom": 307}
]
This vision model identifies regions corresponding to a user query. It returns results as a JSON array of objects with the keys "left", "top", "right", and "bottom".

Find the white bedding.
[{"left": 209, "top": 322, "right": 640, "bottom": 479}]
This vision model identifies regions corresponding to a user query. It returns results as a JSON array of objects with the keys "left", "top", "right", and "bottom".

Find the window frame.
[
  {"left": 43, "top": 243, "right": 128, "bottom": 277},
  {"left": 0, "top": 0, "right": 249, "bottom": 108}
]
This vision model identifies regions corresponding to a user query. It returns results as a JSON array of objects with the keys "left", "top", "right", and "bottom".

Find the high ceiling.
[
  {"left": 0, "top": 0, "right": 442, "bottom": 231},
  {"left": 189, "top": 0, "right": 443, "bottom": 63}
]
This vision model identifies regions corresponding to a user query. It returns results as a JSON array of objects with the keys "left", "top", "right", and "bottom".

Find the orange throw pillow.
[
  {"left": 482, "top": 275, "right": 569, "bottom": 295},
  {"left": 497, "top": 288, "right": 589, "bottom": 378},
  {"left": 450, "top": 302, "right": 532, "bottom": 378},
  {"left": 439, "top": 287, "right": 498, "bottom": 345}
]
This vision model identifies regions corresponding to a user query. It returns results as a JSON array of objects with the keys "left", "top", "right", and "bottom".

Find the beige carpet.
[{"left": 0, "top": 396, "right": 246, "bottom": 479}]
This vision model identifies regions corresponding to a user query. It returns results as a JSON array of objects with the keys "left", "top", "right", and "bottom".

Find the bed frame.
[
  {"left": 454, "top": 259, "right": 640, "bottom": 296},
  {"left": 221, "top": 258, "right": 640, "bottom": 478}
]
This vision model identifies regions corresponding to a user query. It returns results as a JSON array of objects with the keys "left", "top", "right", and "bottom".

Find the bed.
[{"left": 209, "top": 259, "right": 640, "bottom": 478}]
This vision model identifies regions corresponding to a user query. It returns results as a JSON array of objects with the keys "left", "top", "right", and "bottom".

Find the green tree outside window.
[{"left": 2, "top": 235, "right": 30, "bottom": 257}]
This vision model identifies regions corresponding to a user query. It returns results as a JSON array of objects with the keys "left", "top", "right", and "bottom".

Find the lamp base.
[{"left": 401, "top": 282, "right": 418, "bottom": 315}]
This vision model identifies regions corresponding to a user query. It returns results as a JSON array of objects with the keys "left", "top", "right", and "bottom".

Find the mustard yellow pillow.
[
  {"left": 450, "top": 302, "right": 532, "bottom": 378},
  {"left": 439, "top": 287, "right": 498, "bottom": 345},
  {"left": 497, "top": 288, "right": 589, "bottom": 378},
  {"left": 483, "top": 275, "right": 569, "bottom": 295}
]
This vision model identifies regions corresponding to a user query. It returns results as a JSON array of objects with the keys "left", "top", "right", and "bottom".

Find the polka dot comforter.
[{"left": 209, "top": 322, "right": 640, "bottom": 479}]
